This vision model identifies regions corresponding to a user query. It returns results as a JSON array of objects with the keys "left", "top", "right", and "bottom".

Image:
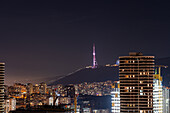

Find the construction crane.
[
  {"left": 154, "top": 65, "right": 168, "bottom": 81},
  {"left": 74, "top": 94, "right": 78, "bottom": 113}
]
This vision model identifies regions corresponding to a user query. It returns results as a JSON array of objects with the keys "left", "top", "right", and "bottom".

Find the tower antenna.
[{"left": 92, "top": 43, "right": 97, "bottom": 68}]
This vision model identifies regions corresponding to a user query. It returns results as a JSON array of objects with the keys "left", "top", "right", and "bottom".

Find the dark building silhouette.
[
  {"left": 78, "top": 95, "right": 111, "bottom": 112},
  {"left": 64, "top": 84, "right": 75, "bottom": 98}
]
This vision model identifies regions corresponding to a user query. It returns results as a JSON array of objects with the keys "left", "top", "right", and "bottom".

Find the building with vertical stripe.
[{"left": 119, "top": 52, "right": 154, "bottom": 113}]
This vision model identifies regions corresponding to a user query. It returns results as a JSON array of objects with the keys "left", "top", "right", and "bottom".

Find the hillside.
[
  {"left": 49, "top": 57, "right": 170, "bottom": 87},
  {"left": 49, "top": 66, "right": 119, "bottom": 85}
]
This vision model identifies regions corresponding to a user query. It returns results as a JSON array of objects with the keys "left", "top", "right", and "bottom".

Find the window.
[{"left": 125, "top": 75, "right": 129, "bottom": 78}]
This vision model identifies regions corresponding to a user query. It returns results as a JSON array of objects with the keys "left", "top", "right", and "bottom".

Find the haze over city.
[{"left": 0, "top": 1, "right": 170, "bottom": 85}]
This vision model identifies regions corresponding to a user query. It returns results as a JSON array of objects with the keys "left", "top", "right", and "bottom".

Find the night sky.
[{"left": 0, "top": 1, "right": 170, "bottom": 85}]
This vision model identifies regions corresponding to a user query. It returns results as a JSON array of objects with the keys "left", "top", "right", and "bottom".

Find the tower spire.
[{"left": 92, "top": 43, "right": 97, "bottom": 68}]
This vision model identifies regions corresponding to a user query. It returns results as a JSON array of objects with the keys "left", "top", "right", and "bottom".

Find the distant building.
[
  {"left": 58, "top": 97, "right": 71, "bottom": 105},
  {"left": 93, "top": 109, "right": 109, "bottom": 113},
  {"left": 119, "top": 52, "right": 154, "bottom": 112},
  {"left": 9, "top": 83, "right": 27, "bottom": 98},
  {"left": 33, "top": 84, "right": 39, "bottom": 94},
  {"left": 26, "top": 83, "right": 33, "bottom": 95},
  {"left": 46, "top": 96, "right": 71, "bottom": 106},
  {"left": 9, "top": 106, "right": 71, "bottom": 113},
  {"left": 46, "top": 97, "right": 59, "bottom": 106},
  {"left": 78, "top": 95, "right": 111, "bottom": 112},
  {"left": 4, "top": 98, "right": 16, "bottom": 113},
  {"left": 64, "top": 84, "right": 75, "bottom": 98},
  {"left": 0, "top": 63, "right": 5, "bottom": 112},
  {"left": 111, "top": 81, "right": 120, "bottom": 113},
  {"left": 46, "top": 87, "right": 53, "bottom": 96},
  {"left": 163, "top": 87, "right": 169, "bottom": 113},
  {"left": 64, "top": 84, "right": 75, "bottom": 104},
  {"left": 4, "top": 85, "right": 9, "bottom": 97},
  {"left": 39, "top": 82, "right": 47, "bottom": 94}
]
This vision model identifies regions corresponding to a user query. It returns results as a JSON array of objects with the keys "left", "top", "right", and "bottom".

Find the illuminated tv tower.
[{"left": 92, "top": 43, "right": 97, "bottom": 68}]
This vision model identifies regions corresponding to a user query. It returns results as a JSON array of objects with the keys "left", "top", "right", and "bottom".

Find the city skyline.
[
  {"left": 3, "top": 52, "right": 170, "bottom": 113},
  {"left": 0, "top": 1, "right": 170, "bottom": 84}
]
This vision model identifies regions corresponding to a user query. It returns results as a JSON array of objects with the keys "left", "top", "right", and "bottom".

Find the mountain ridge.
[{"left": 49, "top": 57, "right": 170, "bottom": 87}]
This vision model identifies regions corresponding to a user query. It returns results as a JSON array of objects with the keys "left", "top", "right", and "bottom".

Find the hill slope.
[
  {"left": 50, "top": 66, "right": 119, "bottom": 85},
  {"left": 49, "top": 57, "right": 170, "bottom": 87}
]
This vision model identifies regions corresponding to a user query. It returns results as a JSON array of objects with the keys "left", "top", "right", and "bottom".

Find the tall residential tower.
[
  {"left": 0, "top": 63, "right": 5, "bottom": 112},
  {"left": 119, "top": 52, "right": 154, "bottom": 113},
  {"left": 153, "top": 68, "right": 163, "bottom": 113}
]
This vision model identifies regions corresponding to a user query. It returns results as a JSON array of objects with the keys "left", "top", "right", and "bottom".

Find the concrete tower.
[{"left": 92, "top": 43, "right": 97, "bottom": 68}]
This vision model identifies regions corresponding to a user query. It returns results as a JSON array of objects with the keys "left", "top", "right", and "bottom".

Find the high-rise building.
[
  {"left": 64, "top": 84, "right": 75, "bottom": 104},
  {"left": 33, "top": 84, "right": 39, "bottom": 94},
  {"left": 0, "top": 63, "right": 5, "bottom": 112},
  {"left": 163, "top": 87, "right": 169, "bottom": 113},
  {"left": 26, "top": 83, "right": 33, "bottom": 95},
  {"left": 119, "top": 52, "right": 154, "bottom": 113},
  {"left": 153, "top": 69, "right": 163, "bottom": 113},
  {"left": 39, "top": 82, "right": 47, "bottom": 94},
  {"left": 111, "top": 81, "right": 120, "bottom": 113},
  {"left": 64, "top": 84, "right": 75, "bottom": 98},
  {"left": 4, "top": 97, "right": 16, "bottom": 113}
]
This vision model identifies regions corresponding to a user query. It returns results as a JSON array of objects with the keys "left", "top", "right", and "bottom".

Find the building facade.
[
  {"left": 26, "top": 83, "right": 33, "bottom": 95},
  {"left": 153, "top": 69, "right": 163, "bottom": 113},
  {"left": 0, "top": 63, "right": 5, "bottom": 112},
  {"left": 163, "top": 87, "right": 169, "bottom": 113},
  {"left": 111, "top": 81, "right": 120, "bottom": 113},
  {"left": 119, "top": 52, "right": 154, "bottom": 113},
  {"left": 4, "top": 98, "right": 16, "bottom": 113},
  {"left": 39, "top": 82, "right": 47, "bottom": 94}
]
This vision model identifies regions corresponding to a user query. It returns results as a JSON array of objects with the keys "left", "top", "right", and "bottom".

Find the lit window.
[
  {"left": 125, "top": 87, "right": 129, "bottom": 89},
  {"left": 125, "top": 75, "right": 129, "bottom": 78},
  {"left": 140, "top": 72, "right": 142, "bottom": 75}
]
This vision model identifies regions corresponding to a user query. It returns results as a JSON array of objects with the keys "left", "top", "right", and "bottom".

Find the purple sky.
[{"left": 0, "top": 1, "right": 170, "bottom": 85}]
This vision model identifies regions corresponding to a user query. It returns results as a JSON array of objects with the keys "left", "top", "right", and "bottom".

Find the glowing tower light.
[{"left": 92, "top": 43, "right": 98, "bottom": 68}]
